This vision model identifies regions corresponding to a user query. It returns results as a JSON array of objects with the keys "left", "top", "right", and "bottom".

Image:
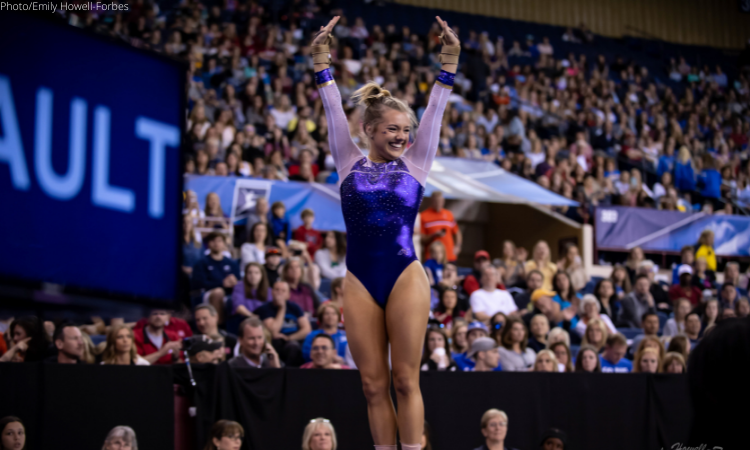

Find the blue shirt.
[
  {"left": 600, "top": 356, "right": 632, "bottom": 373},
  {"left": 674, "top": 162, "right": 696, "bottom": 192},
  {"left": 269, "top": 214, "right": 290, "bottom": 243},
  {"left": 302, "top": 329, "right": 348, "bottom": 362},
  {"left": 698, "top": 169, "right": 722, "bottom": 199},
  {"left": 453, "top": 352, "right": 502, "bottom": 372},
  {"left": 423, "top": 259, "right": 444, "bottom": 285},
  {"left": 656, "top": 155, "right": 674, "bottom": 180},
  {"left": 553, "top": 294, "right": 580, "bottom": 329},
  {"left": 255, "top": 301, "right": 304, "bottom": 335},
  {"left": 191, "top": 255, "right": 240, "bottom": 291}
]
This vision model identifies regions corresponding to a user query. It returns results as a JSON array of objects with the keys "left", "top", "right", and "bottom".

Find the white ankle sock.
[
  {"left": 400, "top": 444, "right": 422, "bottom": 450},
  {"left": 374, "top": 446, "right": 397, "bottom": 450}
]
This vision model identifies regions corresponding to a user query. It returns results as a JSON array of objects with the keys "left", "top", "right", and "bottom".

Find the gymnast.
[{"left": 312, "top": 15, "right": 460, "bottom": 450}]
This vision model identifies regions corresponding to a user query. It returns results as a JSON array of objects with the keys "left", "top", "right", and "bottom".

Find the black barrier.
[
  {"left": 174, "top": 365, "right": 693, "bottom": 450},
  {"left": 0, "top": 363, "right": 174, "bottom": 450}
]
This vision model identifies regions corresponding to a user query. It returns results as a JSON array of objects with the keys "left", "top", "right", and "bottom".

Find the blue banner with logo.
[
  {"left": 0, "top": 13, "right": 184, "bottom": 303},
  {"left": 595, "top": 206, "right": 750, "bottom": 256}
]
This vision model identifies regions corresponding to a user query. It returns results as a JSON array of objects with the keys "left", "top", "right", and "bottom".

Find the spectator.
[
  {"left": 0, "top": 316, "right": 50, "bottom": 363},
  {"left": 629, "top": 312, "right": 661, "bottom": 354},
  {"left": 547, "top": 327, "right": 571, "bottom": 349},
  {"left": 625, "top": 247, "right": 645, "bottom": 284},
  {"left": 661, "top": 352, "right": 687, "bottom": 374},
  {"left": 575, "top": 294, "right": 617, "bottom": 337},
  {"left": 633, "top": 347, "right": 661, "bottom": 374},
  {"left": 228, "top": 317, "right": 281, "bottom": 369},
  {"left": 637, "top": 260, "right": 671, "bottom": 311},
  {"left": 101, "top": 324, "right": 149, "bottom": 366},
  {"left": 671, "top": 246, "right": 695, "bottom": 285},
  {"left": 494, "top": 240, "right": 525, "bottom": 288},
  {"left": 301, "top": 334, "right": 350, "bottom": 369},
  {"left": 432, "top": 288, "right": 466, "bottom": 331},
  {"left": 695, "top": 230, "right": 717, "bottom": 272},
  {"left": 292, "top": 209, "right": 324, "bottom": 257},
  {"left": 264, "top": 247, "right": 283, "bottom": 286},
  {"left": 667, "top": 334, "right": 692, "bottom": 362},
  {"left": 232, "top": 262, "right": 271, "bottom": 318},
  {"left": 302, "top": 303, "right": 347, "bottom": 363},
  {"left": 46, "top": 323, "right": 84, "bottom": 364},
  {"left": 183, "top": 214, "right": 203, "bottom": 275},
  {"left": 255, "top": 280, "right": 310, "bottom": 366},
  {"left": 420, "top": 327, "right": 457, "bottom": 371},
  {"left": 185, "top": 335, "right": 223, "bottom": 364},
  {"left": 497, "top": 318, "right": 535, "bottom": 371},
  {"left": 438, "top": 263, "right": 470, "bottom": 312},
  {"left": 723, "top": 262, "right": 746, "bottom": 296},
  {"left": 574, "top": 345, "right": 602, "bottom": 373},
  {"left": 692, "top": 257, "right": 716, "bottom": 292},
  {"left": 617, "top": 274, "right": 657, "bottom": 328},
  {"left": 323, "top": 277, "right": 346, "bottom": 325},
  {"left": 513, "top": 269, "right": 544, "bottom": 311},
  {"left": 203, "top": 420, "right": 244, "bottom": 450},
  {"left": 302, "top": 418, "right": 337, "bottom": 450},
  {"left": 450, "top": 320, "right": 469, "bottom": 358},
  {"left": 527, "top": 314, "right": 550, "bottom": 353},
  {"left": 0, "top": 416, "right": 25, "bottom": 450},
  {"left": 454, "top": 321, "right": 490, "bottom": 371},
  {"left": 463, "top": 250, "right": 493, "bottom": 296},
  {"left": 470, "top": 265, "right": 518, "bottom": 323},
  {"left": 282, "top": 258, "right": 318, "bottom": 314},
  {"left": 101, "top": 426, "right": 138, "bottom": 450},
  {"left": 420, "top": 191, "right": 462, "bottom": 262},
  {"left": 244, "top": 197, "right": 270, "bottom": 243},
  {"left": 314, "top": 231, "right": 347, "bottom": 280},
  {"left": 702, "top": 299, "right": 719, "bottom": 332},
  {"left": 133, "top": 311, "right": 193, "bottom": 340},
  {"left": 472, "top": 409, "right": 519, "bottom": 450},
  {"left": 269, "top": 201, "right": 291, "bottom": 249},
  {"left": 697, "top": 155, "right": 722, "bottom": 202},
  {"left": 669, "top": 265, "right": 702, "bottom": 306},
  {"left": 241, "top": 222, "right": 272, "bottom": 270},
  {"left": 549, "top": 341, "right": 573, "bottom": 373},
  {"left": 489, "top": 313, "right": 509, "bottom": 344},
  {"left": 539, "top": 428, "right": 569, "bottom": 450},
  {"left": 533, "top": 349, "right": 559, "bottom": 372},
  {"left": 580, "top": 318, "right": 609, "bottom": 353},
  {"left": 469, "top": 337, "right": 501, "bottom": 372},
  {"left": 736, "top": 298, "right": 750, "bottom": 318},
  {"left": 133, "top": 310, "right": 183, "bottom": 365},
  {"left": 423, "top": 241, "right": 448, "bottom": 286},
  {"left": 557, "top": 243, "right": 587, "bottom": 292},
  {"left": 674, "top": 146, "right": 696, "bottom": 192},
  {"left": 195, "top": 304, "right": 238, "bottom": 359},
  {"left": 599, "top": 333, "right": 632, "bottom": 373},
  {"left": 192, "top": 232, "right": 240, "bottom": 324},
  {"left": 525, "top": 241, "right": 557, "bottom": 291},
  {"left": 632, "top": 334, "right": 666, "bottom": 363},
  {"left": 523, "top": 289, "right": 564, "bottom": 331},
  {"left": 609, "top": 264, "right": 632, "bottom": 299}
]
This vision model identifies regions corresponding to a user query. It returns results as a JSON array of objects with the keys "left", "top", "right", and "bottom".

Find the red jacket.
[
  {"left": 668, "top": 284, "right": 702, "bottom": 306},
  {"left": 133, "top": 317, "right": 193, "bottom": 339},
  {"left": 292, "top": 226, "right": 323, "bottom": 257},
  {"left": 134, "top": 327, "right": 182, "bottom": 365}
]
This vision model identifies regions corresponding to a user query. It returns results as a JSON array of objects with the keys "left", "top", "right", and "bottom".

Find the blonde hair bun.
[{"left": 352, "top": 82, "right": 392, "bottom": 107}]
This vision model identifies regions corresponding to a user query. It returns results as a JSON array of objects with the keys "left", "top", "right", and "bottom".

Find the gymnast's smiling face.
[{"left": 366, "top": 109, "right": 412, "bottom": 162}]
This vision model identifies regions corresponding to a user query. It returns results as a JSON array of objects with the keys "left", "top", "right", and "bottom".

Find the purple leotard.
[{"left": 318, "top": 72, "right": 451, "bottom": 307}]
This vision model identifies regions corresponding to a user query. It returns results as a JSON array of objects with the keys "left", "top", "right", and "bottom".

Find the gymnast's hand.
[
  {"left": 435, "top": 16, "right": 460, "bottom": 47},
  {"left": 311, "top": 16, "right": 340, "bottom": 47}
]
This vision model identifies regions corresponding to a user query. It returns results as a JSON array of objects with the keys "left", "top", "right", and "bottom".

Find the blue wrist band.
[
  {"left": 436, "top": 70, "right": 455, "bottom": 88},
  {"left": 315, "top": 68, "right": 335, "bottom": 87}
]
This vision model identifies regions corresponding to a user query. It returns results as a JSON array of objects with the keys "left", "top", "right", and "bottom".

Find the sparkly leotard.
[{"left": 318, "top": 76, "right": 451, "bottom": 308}]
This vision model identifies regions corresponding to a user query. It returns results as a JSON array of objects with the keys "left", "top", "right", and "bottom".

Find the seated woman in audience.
[
  {"left": 494, "top": 240, "right": 525, "bottom": 288},
  {"left": 525, "top": 241, "right": 557, "bottom": 291},
  {"left": 432, "top": 288, "right": 466, "bottom": 331},
  {"left": 735, "top": 298, "right": 750, "bottom": 318},
  {"left": 666, "top": 334, "right": 691, "bottom": 363},
  {"left": 99, "top": 325, "right": 147, "bottom": 366},
  {"left": 420, "top": 327, "right": 457, "bottom": 371},
  {"left": 661, "top": 352, "right": 687, "bottom": 374},
  {"left": 702, "top": 298, "right": 719, "bottom": 332},
  {"left": 580, "top": 318, "right": 609, "bottom": 353},
  {"left": 0, "top": 416, "right": 25, "bottom": 450},
  {"left": 692, "top": 256, "right": 716, "bottom": 292},
  {"left": 204, "top": 420, "right": 244, "bottom": 450},
  {"left": 633, "top": 335, "right": 667, "bottom": 362},
  {"left": 450, "top": 319, "right": 469, "bottom": 358},
  {"left": 102, "top": 425, "right": 138, "bottom": 450},
  {"left": 182, "top": 214, "right": 203, "bottom": 275},
  {"left": 0, "top": 316, "right": 51, "bottom": 363},
  {"left": 314, "top": 231, "right": 347, "bottom": 280},
  {"left": 549, "top": 341, "right": 573, "bottom": 372},
  {"left": 546, "top": 327, "right": 571, "bottom": 349},
  {"left": 533, "top": 349, "right": 559, "bottom": 372},
  {"left": 232, "top": 262, "right": 271, "bottom": 318},
  {"left": 423, "top": 241, "right": 448, "bottom": 286},
  {"left": 574, "top": 345, "right": 602, "bottom": 373},
  {"left": 302, "top": 418, "right": 337, "bottom": 450},
  {"left": 489, "top": 312, "right": 508, "bottom": 344},
  {"left": 241, "top": 222, "right": 272, "bottom": 270},
  {"left": 553, "top": 271, "right": 581, "bottom": 311},
  {"left": 302, "top": 304, "right": 346, "bottom": 363},
  {"left": 557, "top": 243, "right": 588, "bottom": 292},
  {"left": 204, "top": 192, "right": 229, "bottom": 231},
  {"left": 574, "top": 294, "right": 617, "bottom": 337},
  {"left": 527, "top": 314, "right": 550, "bottom": 353},
  {"left": 663, "top": 298, "right": 691, "bottom": 337},
  {"left": 437, "top": 263, "right": 470, "bottom": 312},
  {"left": 497, "top": 318, "right": 536, "bottom": 371},
  {"left": 282, "top": 258, "right": 319, "bottom": 314},
  {"left": 472, "top": 409, "right": 520, "bottom": 450},
  {"left": 633, "top": 347, "right": 661, "bottom": 373},
  {"left": 593, "top": 278, "right": 620, "bottom": 319},
  {"left": 609, "top": 264, "right": 632, "bottom": 299}
]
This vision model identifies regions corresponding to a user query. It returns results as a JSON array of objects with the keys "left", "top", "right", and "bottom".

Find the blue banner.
[
  {"left": 0, "top": 14, "right": 184, "bottom": 303},
  {"left": 596, "top": 206, "right": 750, "bottom": 256}
]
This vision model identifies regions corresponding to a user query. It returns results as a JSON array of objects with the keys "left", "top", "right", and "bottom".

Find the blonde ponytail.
[{"left": 350, "top": 81, "right": 418, "bottom": 145}]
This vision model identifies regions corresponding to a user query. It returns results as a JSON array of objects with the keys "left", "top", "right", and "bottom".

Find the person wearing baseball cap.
[
  {"left": 263, "top": 247, "right": 283, "bottom": 286},
  {"left": 468, "top": 337, "right": 501, "bottom": 372},
  {"left": 539, "top": 428, "right": 569, "bottom": 449},
  {"left": 185, "top": 335, "right": 223, "bottom": 364},
  {"left": 453, "top": 321, "right": 489, "bottom": 371},
  {"left": 462, "top": 250, "right": 496, "bottom": 295},
  {"left": 668, "top": 264, "right": 702, "bottom": 306}
]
